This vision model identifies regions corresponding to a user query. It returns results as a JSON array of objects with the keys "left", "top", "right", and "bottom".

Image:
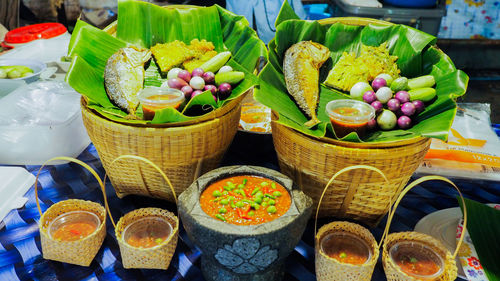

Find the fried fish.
[
  {"left": 104, "top": 46, "right": 151, "bottom": 115},
  {"left": 283, "top": 41, "right": 330, "bottom": 127}
]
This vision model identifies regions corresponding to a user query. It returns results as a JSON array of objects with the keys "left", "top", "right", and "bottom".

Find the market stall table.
[{"left": 1, "top": 127, "right": 499, "bottom": 281}]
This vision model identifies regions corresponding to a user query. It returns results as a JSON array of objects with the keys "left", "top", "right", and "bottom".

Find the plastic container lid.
[
  {"left": 5, "top": 23, "right": 67, "bottom": 44},
  {"left": 123, "top": 217, "right": 173, "bottom": 249},
  {"left": 389, "top": 241, "right": 445, "bottom": 280},
  {"left": 48, "top": 210, "right": 101, "bottom": 241},
  {"left": 326, "top": 99, "right": 375, "bottom": 124},
  {"left": 0, "top": 167, "right": 35, "bottom": 222}
]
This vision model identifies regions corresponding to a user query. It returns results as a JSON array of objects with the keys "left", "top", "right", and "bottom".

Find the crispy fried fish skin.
[
  {"left": 104, "top": 46, "right": 151, "bottom": 114},
  {"left": 283, "top": 41, "right": 330, "bottom": 127}
]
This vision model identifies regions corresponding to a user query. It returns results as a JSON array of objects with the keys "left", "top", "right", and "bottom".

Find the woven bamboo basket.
[
  {"left": 314, "top": 166, "right": 387, "bottom": 280},
  {"left": 81, "top": 7, "right": 248, "bottom": 201},
  {"left": 82, "top": 93, "right": 243, "bottom": 201},
  {"left": 271, "top": 17, "right": 436, "bottom": 226},
  {"left": 35, "top": 157, "right": 109, "bottom": 266},
  {"left": 115, "top": 207, "right": 179, "bottom": 269},
  {"left": 380, "top": 176, "right": 467, "bottom": 281},
  {"left": 315, "top": 221, "right": 379, "bottom": 281},
  {"left": 106, "top": 155, "right": 179, "bottom": 269}
]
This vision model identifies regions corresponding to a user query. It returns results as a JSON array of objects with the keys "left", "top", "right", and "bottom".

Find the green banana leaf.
[
  {"left": 254, "top": 1, "right": 468, "bottom": 143},
  {"left": 65, "top": 0, "right": 267, "bottom": 125},
  {"left": 459, "top": 198, "right": 500, "bottom": 281}
]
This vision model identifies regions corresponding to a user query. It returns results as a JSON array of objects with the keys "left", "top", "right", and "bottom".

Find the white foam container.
[{"left": 0, "top": 167, "right": 35, "bottom": 222}]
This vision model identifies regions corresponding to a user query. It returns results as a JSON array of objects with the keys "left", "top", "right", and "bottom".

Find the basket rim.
[
  {"left": 39, "top": 199, "right": 107, "bottom": 244},
  {"left": 115, "top": 208, "right": 179, "bottom": 252},
  {"left": 82, "top": 93, "right": 244, "bottom": 130},
  {"left": 272, "top": 117, "right": 429, "bottom": 149}
]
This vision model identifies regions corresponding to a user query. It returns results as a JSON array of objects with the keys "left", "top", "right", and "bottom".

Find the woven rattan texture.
[
  {"left": 115, "top": 208, "right": 179, "bottom": 269},
  {"left": 81, "top": 100, "right": 241, "bottom": 201},
  {"left": 315, "top": 221, "right": 379, "bottom": 281},
  {"left": 39, "top": 199, "right": 106, "bottom": 266},
  {"left": 272, "top": 121, "right": 431, "bottom": 226},
  {"left": 382, "top": 231, "right": 457, "bottom": 281}
]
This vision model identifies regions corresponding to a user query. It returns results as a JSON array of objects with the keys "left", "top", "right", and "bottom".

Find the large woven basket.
[
  {"left": 273, "top": 120, "right": 430, "bottom": 226},
  {"left": 81, "top": 94, "right": 243, "bottom": 201},
  {"left": 115, "top": 207, "right": 179, "bottom": 269}
]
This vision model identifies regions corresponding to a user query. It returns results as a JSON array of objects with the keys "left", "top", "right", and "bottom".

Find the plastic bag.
[{"left": 416, "top": 103, "right": 500, "bottom": 181}]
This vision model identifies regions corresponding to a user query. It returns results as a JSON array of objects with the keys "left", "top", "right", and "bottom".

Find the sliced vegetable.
[{"left": 200, "top": 51, "right": 231, "bottom": 73}]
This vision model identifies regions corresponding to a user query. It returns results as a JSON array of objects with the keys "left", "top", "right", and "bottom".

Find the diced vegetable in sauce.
[{"left": 200, "top": 175, "right": 291, "bottom": 225}]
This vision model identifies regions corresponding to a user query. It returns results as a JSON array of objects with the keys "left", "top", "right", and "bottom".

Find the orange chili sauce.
[
  {"left": 330, "top": 107, "right": 369, "bottom": 138},
  {"left": 241, "top": 112, "right": 268, "bottom": 123},
  {"left": 126, "top": 232, "right": 169, "bottom": 249},
  {"left": 321, "top": 233, "right": 370, "bottom": 265},
  {"left": 200, "top": 175, "right": 291, "bottom": 225},
  {"left": 394, "top": 252, "right": 441, "bottom": 277},
  {"left": 142, "top": 94, "right": 182, "bottom": 120},
  {"left": 52, "top": 222, "right": 97, "bottom": 242}
]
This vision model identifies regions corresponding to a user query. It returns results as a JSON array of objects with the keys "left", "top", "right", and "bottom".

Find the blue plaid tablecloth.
[{"left": 1, "top": 126, "right": 499, "bottom": 281}]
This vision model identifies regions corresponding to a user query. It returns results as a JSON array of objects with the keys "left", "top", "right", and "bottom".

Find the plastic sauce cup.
[
  {"left": 389, "top": 241, "right": 445, "bottom": 280},
  {"left": 325, "top": 99, "right": 375, "bottom": 138},
  {"left": 320, "top": 231, "right": 372, "bottom": 265},
  {"left": 123, "top": 217, "right": 173, "bottom": 249},
  {"left": 138, "top": 87, "right": 185, "bottom": 120},
  {"left": 48, "top": 210, "right": 101, "bottom": 242}
]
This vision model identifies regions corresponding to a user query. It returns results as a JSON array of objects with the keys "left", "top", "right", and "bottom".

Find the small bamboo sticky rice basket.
[
  {"left": 381, "top": 176, "right": 467, "bottom": 281},
  {"left": 115, "top": 207, "right": 179, "bottom": 269},
  {"left": 272, "top": 17, "right": 432, "bottom": 226},
  {"left": 315, "top": 166, "right": 387, "bottom": 281},
  {"left": 35, "top": 157, "right": 109, "bottom": 266},
  {"left": 108, "top": 155, "right": 179, "bottom": 269},
  {"left": 315, "top": 221, "right": 379, "bottom": 281}
]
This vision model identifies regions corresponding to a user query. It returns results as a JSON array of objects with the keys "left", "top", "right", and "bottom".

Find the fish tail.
[{"left": 304, "top": 115, "right": 320, "bottom": 128}]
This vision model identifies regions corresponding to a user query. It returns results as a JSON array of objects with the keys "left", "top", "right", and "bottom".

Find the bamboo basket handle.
[
  {"left": 379, "top": 175, "right": 467, "bottom": 259},
  {"left": 314, "top": 165, "right": 390, "bottom": 236},
  {"left": 35, "top": 156, "right": 115, "bottom": 227},
  {"left": 103, "top": 155, "right": 177, "bottom": 228}
]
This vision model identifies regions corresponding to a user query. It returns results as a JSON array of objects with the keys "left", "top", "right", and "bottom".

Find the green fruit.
[
  {"left": 7, "top": 69, "right": 22, "bottom": 79},
  {"left": 0, "top": 68, "right": 6, "bottom": 79},
  {"left": 390, "top": 77, "right": 408, "bottom": 92},
  {"left": 215, "top": 71, "right": 244, "bottom": 86},
  {"left": 408, "top": 75, "right": 435, "bottom": 90},
  {"left": 200, "top": 51, "right": 231, "bottom": 73},
  {"left": 408, "top": 88, "right": 436, "bottom": 102}
]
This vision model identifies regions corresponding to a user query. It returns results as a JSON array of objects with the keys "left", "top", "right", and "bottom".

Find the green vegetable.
[
  {"left": 251, "top": 203, "right": 260, "bottom": 210},
  {"left": 237, "top": 184, "right": 245, "bottom": 188},
  {"left": 251, "top": 187, "right": 260, "bottom": 195},
  {"left": 271, "top": 182, "right": 276, "bottom": 189},
  {"left": 220, "top": 199, "right": 229, "bottom": 205},
  {"left": 260, "top": 181, "right": 269, "bottom": 186},
  {"left": 155, "top": 238, "right": 163, "bottom": 244},
  {"left": 261, "top": 202, "right": 268, "bottom": 207},
  {"left": 212, "top": 190, "right": 222, "bottom": 197},
  {"left": 255, "top": 191, "right": 263, "bottom": 198},
  {"left": 200, "top": 51, "right": 232, "bottom": 73},
  {"left": 215, "top": 214, "right": 226, "bottom": 221},
  {"left": 248, "top": 211, "right": 255, "bottom": 217},
  {"left": 263, "top": 197, "right": 269, "bottom": 202},
  {"left": 268, "top": 199, "right": 276, "bottom": 205},
  {"left": 408, "top": 87, "right": 437, "bottom": 102},
  {"left": 219, "top": 207, "right": 227, "bottom": 214},
  {"left": 215, "top": 71, "right": 244, "bottom": 86},
  {"left": 0, "top": 68, "right": 6, "bottom": 79},
  {"left": 340, "top": 252, "right": 347, "bottom": 259},
  {"left": 242, "top": 179, "right": 248, "bottom": 185},
  {"left": 377, "top": 109, "right": 397, "bottom": 130},
  {"left": 235, "top": 201, "right": 245, "bottom": 208},
  {"left": 408, "top": 75, "right": 435, "bottom": 89},
  {"left": 267, "top": 206, "right": 277, "bottom": 214},
  {"left": 265, "top": 194, "right": 276, "bottom": 199},
  {"left": 390, "top": 77, "right": 409, "bottom": 92},
  {"left": 254, "top": 197, "right": 263, "bottom": 204},
  {"left": 272, "top": 191, "right": 282, "bottom": 197}
]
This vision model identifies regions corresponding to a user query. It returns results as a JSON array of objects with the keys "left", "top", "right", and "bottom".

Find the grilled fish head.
[{"left": 104, "top": 46, "right": 151, "bottom": 115}]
